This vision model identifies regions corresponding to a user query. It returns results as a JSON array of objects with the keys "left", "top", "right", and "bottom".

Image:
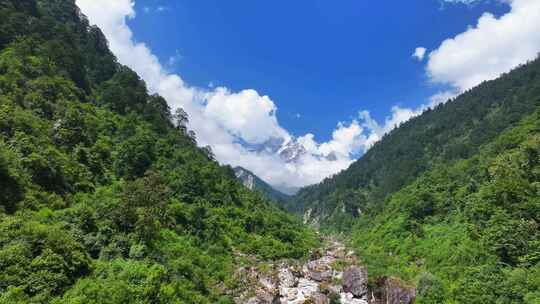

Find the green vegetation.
[
  {"left": 290, "top": 56, "right": 540, "bottom": 230},
  {"left": 280, "top": 11, "right": 540, "bottom": 301},
  {"left": 289, "top": 46, "right": 540, "bottom": 303},
  {"left": 0, "top": 0, "right": 316, "bottom": 302},
  {"left": 2, "top": 1, "right": 539, "bottom": 303},
  {"left": 353, "top": 110, "right": 540, "bottom": 303}
]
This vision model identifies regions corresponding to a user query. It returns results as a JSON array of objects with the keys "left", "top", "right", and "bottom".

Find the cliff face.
[{"left": 234, "top": 166, "right": 291, "bottom": 204}]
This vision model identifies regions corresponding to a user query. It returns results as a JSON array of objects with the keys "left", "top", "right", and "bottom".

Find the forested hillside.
[
  {"left": 354, "top": 110, "right": 540, "bottom": 303},
  {"left": 2, "top": 0, "right": 539, "bottom": 303},
  {"left": 0, "top": 1, "right": 316, "bottom": 303},
  {"left": 288, "top": 52, "right": 540, "bottom": 301},
  {"left": 290, "top": 56, "right": 540, "bottom": 231}
]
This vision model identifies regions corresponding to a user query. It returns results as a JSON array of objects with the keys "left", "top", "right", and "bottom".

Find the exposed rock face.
[
  {"left": 233, "top": 238, "right": 415, "bottom": 304},
  {"left": 340, "top": 292, "right": 368, "bottom": 304},
  {"left": 368, "top": 277, "right": 416, "bottom": 304},
  {"left": 310, "top": 292, "right": 329, "bottom": 304},
  {"left": 342, "top": 266, "right": 368, "bottom": 297},
  {"left": 305, "top": 257, "right": 334, "bottom": 282},
  {"left": 383, "top": 278, "right": 416, "bottom": 304},
  {"left": 294, "top": 278, "right": 319, "bottom": 302},
  {"left": 234, "top": 167, "right": 255, "bottom": 190},
  {"left": 278, "top": 138, "right": 308, "bottom": 163},
  {"left": 278, "top": 267, "right": 296, "bottom": 288}
]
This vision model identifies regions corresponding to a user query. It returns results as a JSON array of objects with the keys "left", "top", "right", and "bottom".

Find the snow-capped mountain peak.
[{"left": 277, "top": 138, "right": 308, "bottom": 163}]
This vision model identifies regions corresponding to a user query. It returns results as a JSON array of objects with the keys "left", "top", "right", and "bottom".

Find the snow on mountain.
[{"left": 277, "top": 138, "right": 308, "bottom": 163}]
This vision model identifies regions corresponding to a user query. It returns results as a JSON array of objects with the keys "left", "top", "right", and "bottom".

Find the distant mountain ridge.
[
  {"left": 277, "top": 138, "right": 308, "bottom": 163},
  {"left": 290, "top": 57, "right": 540, "bottom": 229},
  {"left": 233, "top": 166, "right": 291, "bottom": 204},
  {"left": 243, "top": 135, "right": 338, "bottom": 168}
]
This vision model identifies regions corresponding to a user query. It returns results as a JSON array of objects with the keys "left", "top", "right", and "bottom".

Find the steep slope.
[
  {"left": 353, "top": 109, "right": 540, "bottom": 303},
  {"left": 287, "top": 55, "right": 540, "bottom": 302},
  {"left": 291, "top": 57, "right": 540, "bottom": 230},
  {"left": 234, "top": 166, "right": 291, "bottom": 205},
  {"left": 0, "top": 1, "right": 316, "bottom": 303}
]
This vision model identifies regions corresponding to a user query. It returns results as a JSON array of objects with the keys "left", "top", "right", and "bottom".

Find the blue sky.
[
  {"left": 77, "top": 0, "right": 540, "bottom": 188},
  {"left": 128, "top": 0, "right": 507, "bottom": 141}
]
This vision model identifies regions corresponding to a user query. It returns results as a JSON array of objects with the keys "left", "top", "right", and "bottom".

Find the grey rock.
[
  {"left": 342, "top": 266, "right": 368, "bottom": 297},
  {"left": 246, "top": 290, "right": 279, "bottom": 304},
  {"left": 246, "top": 297, "right": 260, "bottom": 304},
  {"left": 306, "top": 257, "right": 334, "bottom": 282},
  {"left": 328, "top": 284, "right": 342, "bottom": 294},
  {"left": 278, "top": 267, "right": 296, "bottom": 288},
  {"left": 297, "top": 278, "right": 319, "bottom": 296},
  {"left": 311, "top": 292, "right": 330, "bottom": 304},
  {"left": 339, "top": 292, "right": 368, "bottom": 304},
  {"left": 309, "top": 269, "right": 333, "bottom": 282},
  {"left": 383, "top": 278, "right": 416, "bottom": 304}
]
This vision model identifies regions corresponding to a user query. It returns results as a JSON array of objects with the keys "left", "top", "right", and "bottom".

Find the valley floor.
[{"left": 231, "top": 236, "right": 415, "bottom": 304}]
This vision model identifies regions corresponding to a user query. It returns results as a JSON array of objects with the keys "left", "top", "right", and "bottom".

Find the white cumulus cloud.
[
  {"left": 204, "top": 88, "right": 288, "bottom": 144},
  {"left": 76, "top": 0, "right": 540, "bottom": 189},
  {"left": 412, "top": 47, "right": 427, "bottom": 61},
  {"left": 428, "top": 0, "right": 540, "bottom": 91},
  {"left": 441, "top": 0, "right": 483, "bottom": 4},
  {"left": 359, "top": 106, "right": 423, "bottom": 149},
  {"left": 360, "top": 0, "right": 540, "bottom": 149},
  {"left": 76, "top": 0, "right": 368, "bottom": 189},
  {"left": 298, "top": 121, "right": 367, "bottom": 159}
]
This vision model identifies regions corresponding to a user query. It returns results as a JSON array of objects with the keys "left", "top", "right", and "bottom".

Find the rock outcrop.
[
  {"left": 386, "top": 278, "right": 416, "bottom": 304},
  {"left": 232, "top": 238, "right": 383, "bottom": 304},
  {"left": 342, "top": 266, "right": 368, "bottom": 298},
  {"left": 232, "top": 237, "right": 415, "bottom": 304},
  {"left": 369, "top": 277, "right": 416, "bottom": 304}
]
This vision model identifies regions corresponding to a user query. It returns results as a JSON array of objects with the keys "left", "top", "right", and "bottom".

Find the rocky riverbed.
[{"left": 230, "top": 238, "right": 415, "bottom": 304}]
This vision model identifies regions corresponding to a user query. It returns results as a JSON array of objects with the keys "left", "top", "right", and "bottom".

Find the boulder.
[
  {"left": 286, "top": 288, "right": 299, "bottom": 302},
  {"left": 309, "top": 269, "right": 333, "bottom": 282},
  {"left": 297, "top": 278, "right": 319, "bottom": 297},
  {"left": 246, "top": 297, "right": 260, "bottom": 304},
  {"left": 339, "top": 292, "right": 368, "bottom": 304},
  {"left": 278, "top": 278, "right": 319, "bottom": 304},
  {"left": 306, "top": 258, "right": 334, "bottom": 282},
  {"left": 249, "top": 289, "right": 278, "bottom": 304},
  {"left": 278, "top": 267, "right": 296, "bottom": 288},
  {"left": 310, "top": 292, "right": 330, "bottom": 304},
  {"left": 383, "top": 277, "right": 416, "bottom": 304},
  {"left": 342, "top": 266, "right": 368, "bottom": 297},
  {"left": 327, "top": 284, "right": 342, "bottom": 294},
  {"left": 259, "top": 275, "right": 276, "bottom": 293}
]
